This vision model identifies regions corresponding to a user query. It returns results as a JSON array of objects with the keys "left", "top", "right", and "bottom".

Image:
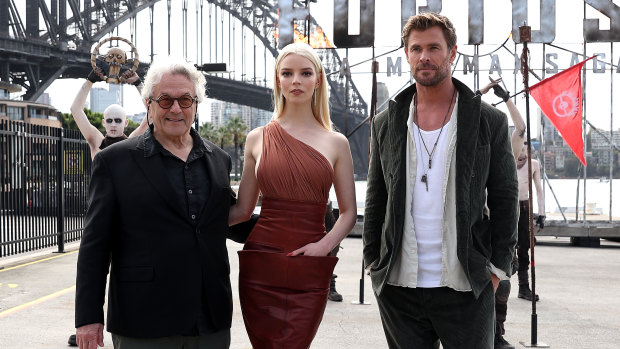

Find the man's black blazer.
[{"left": 75, "top": 133, "right": 249, "bottom": 338}]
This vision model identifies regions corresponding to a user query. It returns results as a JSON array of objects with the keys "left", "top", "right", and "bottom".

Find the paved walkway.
[{"left": 1, "top": 236, "right": 620, "bottom": 348}]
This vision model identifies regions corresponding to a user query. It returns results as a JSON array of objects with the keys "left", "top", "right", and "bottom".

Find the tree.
[
  {"left": 597, "top": 165, "right": 610, "bottom": 177},
  {"left": 62, "top": 108, "right": 104, "bottom": 132},
  {"left": 217, "top": 125, "right": 233, "bottom": 150},
  {"left": 226, "top": 116, "right": 248, "bottom": 180},
  {"left": 61, "top": 108, "right": 139, "bottom": 136},
  {"left": 60, "top": 108, "right": 140, "bottom": 135},
  {"left": 200, "top": 121, "right": 232, "bottom": 150},
  {"left": 124, "top": 119, "right": 140, "bottom": 135},
  {"left": 563, "top": 157, "right": 581, "bottom": 178},
  {"left": 199, "top": 121, "right": 219, "bottom": 142}
]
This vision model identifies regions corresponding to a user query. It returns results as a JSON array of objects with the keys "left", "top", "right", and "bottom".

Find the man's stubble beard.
[{"left": 412, "top": 54, "right": 452, "bottom": 87}]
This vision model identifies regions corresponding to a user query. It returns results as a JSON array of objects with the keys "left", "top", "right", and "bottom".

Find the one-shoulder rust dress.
[{"left": 238, "top": 121, "right": 338, "bottom": 349}]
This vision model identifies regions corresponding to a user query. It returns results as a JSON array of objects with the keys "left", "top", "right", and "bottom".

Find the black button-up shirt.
[
  {"left": 142, "top": 127, "right": 216, "bottom": 335},
  {"left": 143, "top": 128, "right": 210, "bottom": 223}
]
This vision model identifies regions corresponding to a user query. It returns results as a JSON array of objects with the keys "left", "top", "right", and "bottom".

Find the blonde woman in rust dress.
[{"left": 229, "top": 42, "right": 357, "bottom": 348}]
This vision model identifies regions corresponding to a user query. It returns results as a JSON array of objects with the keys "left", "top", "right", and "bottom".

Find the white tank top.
[{"left": 412, "top": 117, "right": 452, "bottom": 287}]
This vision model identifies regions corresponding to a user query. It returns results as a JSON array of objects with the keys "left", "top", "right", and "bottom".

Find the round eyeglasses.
[{"left": 149, "top": 94, "right": 198, "bottom": 109}]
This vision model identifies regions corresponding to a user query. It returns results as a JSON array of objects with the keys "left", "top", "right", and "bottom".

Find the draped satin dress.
[{"left": 238, "top": 121, "right": 338, "bottom": 349}]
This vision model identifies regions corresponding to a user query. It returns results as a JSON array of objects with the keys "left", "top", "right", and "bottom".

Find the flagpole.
[
  {"left": 582, "top": 1, "right": 588, "bottom": 226},
  {"left": 540, "top": 43, "right": 546, "bottom": 205},
  {"left": 352, "top": 46, "right": 376, "bottom": 307},
  {"left": 518, "top": 24, "right": 548, "bottom": 349},
  {"left": 610, "top": 43, "right": 614, "bottom": 224}
]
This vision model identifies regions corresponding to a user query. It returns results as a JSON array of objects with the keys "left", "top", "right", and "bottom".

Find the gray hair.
[{"left": 141, "top": 57, "right": 206, "bottom": 102}]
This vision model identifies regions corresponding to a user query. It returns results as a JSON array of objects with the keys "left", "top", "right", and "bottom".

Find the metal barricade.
[{"left": 0, "top": 119, "right": 91, "bottom": 257}]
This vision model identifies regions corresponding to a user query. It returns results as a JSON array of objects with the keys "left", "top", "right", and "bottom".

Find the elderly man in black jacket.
[
  {"left": 363, "top": 13, "right": 518, "bottom": 349},
  {"left": 75, "top": 57, "right": 253, "bottom": 349}
]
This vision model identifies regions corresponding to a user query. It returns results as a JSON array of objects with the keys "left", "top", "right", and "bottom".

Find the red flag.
[{"left": 529, "top": 57, "right": 594, "bottom": 166}]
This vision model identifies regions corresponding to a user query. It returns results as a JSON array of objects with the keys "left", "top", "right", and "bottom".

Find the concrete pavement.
[{"left": 1, "top": 236, "right": 620, "bottom": 348}]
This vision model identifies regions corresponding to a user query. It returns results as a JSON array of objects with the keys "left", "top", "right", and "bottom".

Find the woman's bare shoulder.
[
  {"left": 327, "top": 130, "right": 350, "bottom": 147},
  {"left": 246, "top": 126, "right": 265, "bottom": 142}
]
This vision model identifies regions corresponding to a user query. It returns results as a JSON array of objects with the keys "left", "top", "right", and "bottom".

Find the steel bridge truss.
[{"left": 0, "top": 0, "right": 370, "bottom": 172}]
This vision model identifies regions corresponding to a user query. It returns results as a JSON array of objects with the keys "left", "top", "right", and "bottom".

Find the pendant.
[{"left": 429, "top": 158, "right": 432, "bottom": 169}]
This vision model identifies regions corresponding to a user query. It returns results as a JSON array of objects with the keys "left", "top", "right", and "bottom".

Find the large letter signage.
[
  {"left": 512, "top": 0, "right": 556, "bottom": 43},
  {"left": 400, "top": 0, "right": 442, "bottom": 31},
  {"left": 463, "top": 55, "right": 478, "bottom": 75},
  {"left": 583, "top": 0, "right": 620, "bottom": 42},
  {"left": 468, "top": 0, "right": 484, "bottom": 44},
  {"left": 593, "top": 54, "right": 606, "bottom": 73},
  {"left": 333, "top": 0, "right": 375, "bottom": 48},
  {"left": 279, "top": 0, "right": 620, "bottom": 48},
  {"left": 278, "top": 0, "right": 309, "bottom": 48},
  {"left": 387, "top": 57, "right": 402, "bottom": 77},
  {"left": 546, "top": 53, "right": 559, "bottom": 74}
]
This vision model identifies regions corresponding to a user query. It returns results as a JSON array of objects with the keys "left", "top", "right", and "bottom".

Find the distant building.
[
  {"left": 591, "top": 128, "right": 620, "bottom": 166},
  {"left": 539, "top": 114, "right": 574, "bottom": 172},
  {"left": 540, "top": 109, "right": 564, "bottom": 146},
  {"left": 128, "top": 112, "right": 146, "bottom": 124},
  {"left": 543, "top": 151, "right": 557, "bottom": 173},
  {"left": 36, "top": 93, "right": 51, "bottom": 105},
  {"left": 1, "top": 83, "right": 63, "bottom": 196},
  {"left": 210, "top": 101, "right": 271, "bottom": 130},
  {"left": 0, "top": 83, "right": 62, "bottom": 128},
  {"left": 90, "top": 84, "right": 123, "bottom": 114}
]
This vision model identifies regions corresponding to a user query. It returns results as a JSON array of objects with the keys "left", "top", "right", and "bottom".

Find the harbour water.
[
  {"left": 542, "top": 178, "right": 620, "bottom": 218},
  {"left": 331, "top": 179, "right": 620, "bottom": 219}
]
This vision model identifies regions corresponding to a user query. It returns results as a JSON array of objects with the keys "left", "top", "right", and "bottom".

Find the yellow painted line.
[
  {"left": 0, "top": 285, "right": 76, "bottom": 319},
  {"left": 8, "top": 284, "right": 18, "bottom": 288},
  {"left": 0, "top": 250, "right": 77, "bottom": 273}
]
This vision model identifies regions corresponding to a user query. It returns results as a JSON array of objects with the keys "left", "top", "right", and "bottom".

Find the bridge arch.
[{"left": 0, "top": 0, "right": 369, "bottom": 173}]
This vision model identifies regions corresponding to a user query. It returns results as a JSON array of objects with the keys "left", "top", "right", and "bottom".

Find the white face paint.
[{"left": 102, "top": 104, "right": 128, "bottom": 137}]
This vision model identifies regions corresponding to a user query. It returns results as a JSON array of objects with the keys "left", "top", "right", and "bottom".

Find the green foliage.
[
  {"left": 596, "top": 165, "right": 610, "bottom": 177},
  {"left": 60, "top": 112, "right": 76, "bottom": 130},
  {"left": 125, "top": 119, "right": 139, "bottom": 135},
  {"left": 61, "top": 108, "right": 104, "bottom": 132},
  {"left": 199, "top": 118, "right": 249, "bottom": 179},
  {"left": 199, "top": 121, "right": 218, "bottom": 141},
  {"left": 226, "top": 116, "right": 249, "bottom": 180},
  {"left": 61, "top": 108, "right": 138, "bottom": 136},
  {"left": 227, "top": 116, "right": 248, "bottom": 145},
  {"left": 217, "top": 125, "right": 233, "bottom": 149},
  {"left": 200, "top": 121, "right": 233, "bottom": 149},
  {"left": 562, "top": 157, "right": 581, "bottom": 178}
]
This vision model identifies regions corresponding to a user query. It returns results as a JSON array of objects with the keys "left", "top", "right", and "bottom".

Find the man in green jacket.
[{"left": 363, "top": 12, "right": 518, "bottom": 349}]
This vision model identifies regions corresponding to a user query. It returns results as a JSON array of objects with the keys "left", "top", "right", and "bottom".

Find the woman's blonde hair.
[{"left": 272, "top": 42, "right": 331, "bottom": 131}]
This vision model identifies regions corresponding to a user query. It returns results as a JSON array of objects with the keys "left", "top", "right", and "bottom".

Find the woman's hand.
[{"left": 287, "top": 240, "right": 333, "bottom": 257}]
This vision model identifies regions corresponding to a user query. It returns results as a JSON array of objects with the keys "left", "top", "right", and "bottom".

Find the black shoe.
[
  {"left": 68, "top": 334, "right": 77, "bottom": 347},
  {"left": 495, "top": 334, "right": 515, "bottom": 349},
  {"left": 518, "top": 286, "right": 540, "bottom": 301},
  {"left": 328, "top": 275, "right": 343, "bottom": 302}
]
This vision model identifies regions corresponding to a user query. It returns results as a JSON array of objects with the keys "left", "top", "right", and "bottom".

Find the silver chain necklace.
[{"left": 414, "top": 88, "right": 456, "bottom": 191}]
